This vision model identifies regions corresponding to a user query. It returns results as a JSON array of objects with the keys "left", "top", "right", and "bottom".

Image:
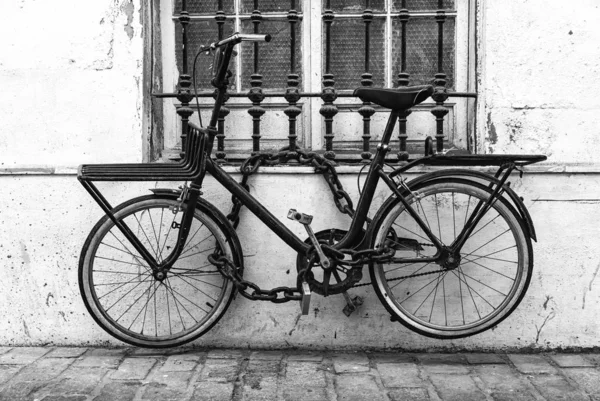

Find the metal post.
[
  {"left": 284, "top": 0, "right": 301, "bottom": 157},
  {"left": 431, "top": 0, "right": 449, "bottom": 153},
  {"left": 397, "top": 0, "right": 411, "bottom": 161},
  {"left": 247, "top": 0, "right": 265, "bottom": 155},
  {"left": 358, "top": 0, "right": 375, "bottom": 163},
  {"left": 320, "top": 0, "right": 338, "bottom": 160}
]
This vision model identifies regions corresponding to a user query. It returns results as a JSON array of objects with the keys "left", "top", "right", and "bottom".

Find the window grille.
[{"left": 153, "top": 0, "right": 476, "bottom": 163}]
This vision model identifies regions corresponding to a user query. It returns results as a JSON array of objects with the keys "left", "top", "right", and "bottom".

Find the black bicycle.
[{"left": 77, "top": 33, "right": 546, "bottom": 348}]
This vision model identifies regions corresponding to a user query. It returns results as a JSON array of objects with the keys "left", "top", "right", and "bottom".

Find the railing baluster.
[
  {"left": 284, "top": 0, "right": 301, "bottom": 157},
  {"left": 320, "top": 1, "right": 337, "bottom": 160},
  {"left": 358, "top": 0, "right": 375, "bottom": 163},
  {"left": 214, "top": 0, "right": 229, "bottom": 162},
  {"left": 431, "top": 0, "right": 449, "bottom": 153},
  {"left": 176, "top": 0, "right": 194, "bottom": 159},
  {"left": 247, "top": 0, "right": 265, "bottom": 155},
  {"left": 397, "top": 0, "right": 410, "bottom": 161}
]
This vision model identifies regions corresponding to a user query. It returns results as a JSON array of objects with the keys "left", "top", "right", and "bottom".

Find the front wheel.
[
  {"left": 79, "top": 195, "right": 241, "bottom": 348},
  {"left": 369, "top": 178, "right": 533, "bottom": 339}
]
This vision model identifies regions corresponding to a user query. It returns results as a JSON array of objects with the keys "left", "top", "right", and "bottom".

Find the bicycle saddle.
[{"left": 354, "top": 85, "right": 434, "bottom": 110}]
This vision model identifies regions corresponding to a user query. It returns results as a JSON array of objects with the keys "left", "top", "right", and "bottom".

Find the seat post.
[{"left": 378, "top": 109, "right": 401, "bottom": 149}]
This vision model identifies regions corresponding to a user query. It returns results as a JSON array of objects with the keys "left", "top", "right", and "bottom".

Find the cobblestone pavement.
[{"left": 0, "top": 347, "right": 600, "bottom": 401}]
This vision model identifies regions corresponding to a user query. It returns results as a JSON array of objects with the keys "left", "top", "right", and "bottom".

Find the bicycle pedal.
[
  {"left": 342, "top": 295, "right": 364, "bottom": 317},
  {"left": 287, "top": 209, "right": 313, "bottom": 225},
  {"left": 300, "top": 282, "right": 311, "bottom": 316}
]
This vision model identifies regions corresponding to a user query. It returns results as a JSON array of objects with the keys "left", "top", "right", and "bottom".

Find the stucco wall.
[{"left": 0, "top": 0, "right": 599, "bottom": 350}]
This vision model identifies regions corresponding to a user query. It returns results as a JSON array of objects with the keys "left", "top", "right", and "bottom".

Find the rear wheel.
[
  {"left": 370, "top": 179, "right": 533, "bottom": 339},
  {"left": 79, "top": 195, "right": 240, "bottom": 348}
]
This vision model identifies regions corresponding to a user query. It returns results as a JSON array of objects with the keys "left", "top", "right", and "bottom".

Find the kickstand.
[{"left": 341, "top": 291, "right": 363, "bottom": 317}]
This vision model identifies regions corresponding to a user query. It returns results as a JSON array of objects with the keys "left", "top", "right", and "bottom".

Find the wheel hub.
[
  {"left": 154, "top": 270, "right": 167, "bottom": 281},
  {"left": 438, "top": 248, "right": 461, "bottom": 270}
]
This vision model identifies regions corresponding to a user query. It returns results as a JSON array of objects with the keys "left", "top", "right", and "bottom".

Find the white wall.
[{"left": 0, "top": 0, "right": 599, "bottom": 350}]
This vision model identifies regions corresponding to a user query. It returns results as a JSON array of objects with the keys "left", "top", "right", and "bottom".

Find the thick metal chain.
[
  {"left": 219, "top": 150, "right": 445, "bottom": 297},
  {"left": 209, "top": 253, "right": 303, "bottom": 303}
]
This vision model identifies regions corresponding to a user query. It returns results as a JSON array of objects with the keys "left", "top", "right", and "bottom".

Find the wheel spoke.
[
  {"left": 169, "top": 273, "right": 219, "bottom": 302},
  {"left": 461, "top": 257, "right": 516, "bottom": 281}
]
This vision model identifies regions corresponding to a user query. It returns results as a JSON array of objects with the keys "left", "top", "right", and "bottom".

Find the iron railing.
[{"left": 153, "top": 0, "right": 476, "bottom": 163}]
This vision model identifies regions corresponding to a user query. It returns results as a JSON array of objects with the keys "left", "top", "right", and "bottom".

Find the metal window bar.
[{"left": 161, "top": 1, "right": 474, "bottom": 163}]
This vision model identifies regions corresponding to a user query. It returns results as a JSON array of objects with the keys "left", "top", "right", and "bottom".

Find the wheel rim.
[
  {"left": 84, "top": 200, "right": 233, "bottom": 344},
  {"left": 374, "top": 182, "right": 528, "bottom": 335}
]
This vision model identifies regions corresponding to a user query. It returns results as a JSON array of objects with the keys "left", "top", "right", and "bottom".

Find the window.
[{"left": 153, "top": 0, "right": 476, "bottom": 161}]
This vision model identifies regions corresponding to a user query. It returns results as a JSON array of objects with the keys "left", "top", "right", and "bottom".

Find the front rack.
[{"left": 78, "top": 125, "right": 212, "bottom": 182}]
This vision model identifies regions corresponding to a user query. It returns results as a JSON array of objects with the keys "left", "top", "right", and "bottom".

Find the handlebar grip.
[{"left": 239, "top": 34, "right": 272, "bottom": 43}]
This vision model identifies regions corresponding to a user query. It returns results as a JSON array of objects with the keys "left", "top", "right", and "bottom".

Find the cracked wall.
[
  {"left": 481, "top": 1, "right": 600, "bottom": 164},
  {"left": 0, "top": 0, "right": 144, "bottom": 167}
]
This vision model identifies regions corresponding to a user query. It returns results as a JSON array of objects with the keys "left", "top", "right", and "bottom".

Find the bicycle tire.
[
  {"left": 79, "top": 195, "right": 242, "bottom": 348},
  {"left": 369, "top": 178, "right": 533, "bottom": 339}
]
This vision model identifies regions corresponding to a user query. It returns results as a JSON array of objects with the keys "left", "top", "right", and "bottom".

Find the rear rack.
[
  {"left": 389, "top": 154, "right": 547, "bottom": 179},
  {"left": 78, "top": 125, "right": 213, "bottom": 182}
]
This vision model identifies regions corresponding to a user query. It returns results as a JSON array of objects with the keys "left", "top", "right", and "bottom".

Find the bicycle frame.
[{"left": 78, "top": 36, "right": 545, "bottom": 279}]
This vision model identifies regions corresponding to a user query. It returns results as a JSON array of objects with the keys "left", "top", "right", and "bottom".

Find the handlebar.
[{"left": 211, "top": 33, "right": 272, "bottom": 49}]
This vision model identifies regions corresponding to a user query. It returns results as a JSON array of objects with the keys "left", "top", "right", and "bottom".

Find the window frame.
[{"left": 147, "top": 0, "right": 477, "bottom": 161}]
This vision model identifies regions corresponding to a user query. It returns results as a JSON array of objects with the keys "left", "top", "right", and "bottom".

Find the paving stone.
[
  {"left": 110, "top": 357, "right": 157, "bottom": 380},
  {"left": 0, "top": 364, "right": 22, "bottom": 384},
  {"left": 161, "top": 354, "right": 201, "bottom": 372},
  {"left": 13, "top": 357, "right": 74, "bottom": 382},
  {"left": 335, "top": 374, "right": 386, "bottom": 401},
  {"left": 284, "top": 362, "right": 326, "bottom": 388},
  {"left": 40, "top": 396, "right": 87, "bottom": 401},
  {"left": 287, "top": 353, "right": 324, "bottom": 363},
  {"left": 332, "top": 353, "right": 370, "bottom": 374},
  {"left": 564, "top": 367, "right": 600, "bottom": 396},
  {"left": 141, "top": 381, "right": 190, "bottom": 401},
  {"left": 489, "top": 391, "right": 537, "bottom": 401},
  {"left": 0, "top": 347, "right": 50, "bottom": 365},
  {"left": 377, "top": 363, "right": 422, "bottom": 388},
  {"left": 243, "top": 375, "right": 277, "bottom": 401},
  {"left": 428, "top": 374, "right": 487, "bottom": 401},
  {"left": 282, "top": 387, "right": 328, "bottom": 401},
  {"left": 0, "top": 380, "right": 47, "bottom": 401},
  {"left": 38, "top": 366, "right": 107, "bottom": 397},
  {"left": 46, "top": 348, "right": 88, "bottom": 359},
  {"left": 249, "top": 351, "right": 283, "bottom": 361},
  {"left": 549, "top": 353, "right": 595, "bottom": 368},
  {"left": 387, "top": 388, "right": 430, "bottom": 401},
  {"left": 465, "top": 353, "right": 506, "bottom": 365},
  {"left": 191, "top": 382, "right": 234, "bottom": 401},
  {"left": 507, "top": 354, "right": 557, "bottom": 374},
  {"left": 199, "top": 359, "right": 240, "bottom": 383},
  {"left": 92, "top": 381, "right": 142, "bottom": 401},
  {"left": 582, "top": 354, "right": 600, "bottom": 365},
  {"left": 529, "top": 374, "right": 589, "bottom": 401},
  {"left": 142, "top": 370, "right": 193, "bottom": 401},
  {"left": 75, "top": 349, "right": 126, "bottom": 368},
  {"left": 417, "top": 353, "right": 468, "bottom": 365},
  {"left": 418, "top": 354, "right": 470, "bottom": 375},
  {"left": 246, "top": 360, "right": 280, "bottom": 375},
  {"left": 206, "top": 349, "right": 244, "bottom": 359},
  {"left": 475, "top": 365, "right": 536, "bottom": 399},
  {"left": 422, "top": 363, "right": 470, "bottom": 375},
  {"left": 370, "top": 352, "right": 416, "bottom": 364}
]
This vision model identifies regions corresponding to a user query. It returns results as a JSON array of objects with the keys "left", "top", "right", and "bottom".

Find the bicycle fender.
[
  {"left": 400, "top": 169, "right": 537, "bottom": 242},
  {"left": 148, "top": 188, "right": 245, "bottom": 272}
]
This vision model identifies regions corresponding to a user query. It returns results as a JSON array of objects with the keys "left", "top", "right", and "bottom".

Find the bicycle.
[{"left": 77, "top": 33, "right": 547, "bottom": 348}]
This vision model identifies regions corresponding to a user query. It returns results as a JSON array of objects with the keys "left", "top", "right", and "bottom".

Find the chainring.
[{"left": 296, "top": 228, "right": 363, "bottom": 296}]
